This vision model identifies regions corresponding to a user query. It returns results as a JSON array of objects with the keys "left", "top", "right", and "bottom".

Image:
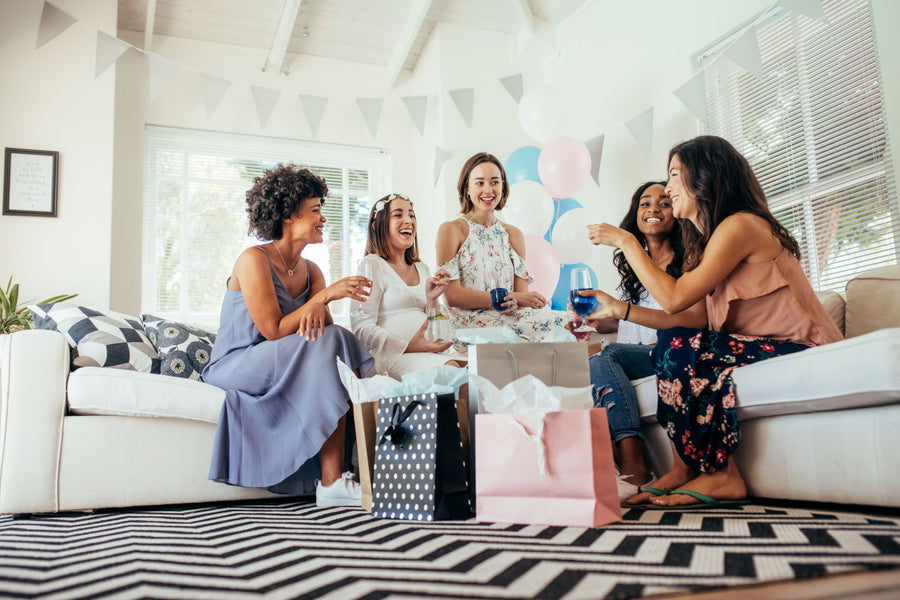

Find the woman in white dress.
[
  {"left": 351, "top": 193, "right": 465, "bottom": 378},
  {"left": 435, "top": 152, "right": 567, "bottom": 347}
]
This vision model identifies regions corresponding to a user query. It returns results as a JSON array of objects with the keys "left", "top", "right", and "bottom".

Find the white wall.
[{"left": 0, "top": 0, "right": 117, "bottom": 307}]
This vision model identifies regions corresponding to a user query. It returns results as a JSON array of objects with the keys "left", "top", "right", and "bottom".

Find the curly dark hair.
[
  {"left": 457, "top": 152, "right": 510, "bottom": 213},
  {"left": 245, "top": 164, "right": 329, "bottom": 241},
  {"left": 614, "top": 181, "right": 685, "bottom": 304},
  {"left": 365, "top": 193, "right": 420, "bottom": 265},
  {"left": 668, "top": 135, "right": 799, "bottom": 271}
]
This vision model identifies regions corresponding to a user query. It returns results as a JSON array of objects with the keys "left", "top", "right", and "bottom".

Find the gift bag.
[
  {"left": 466, "top": 342, "right": 591, "bottom": 501},
  {"left": 372, "top": 393, "right": 472, "bottom": 521},
  {"left": 475, "top": 408, "right": 621, "bottom": 528}
]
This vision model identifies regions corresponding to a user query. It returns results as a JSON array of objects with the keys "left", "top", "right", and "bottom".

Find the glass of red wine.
[{"left": 569, "top": 267, "right": 598, "bottom": 317}]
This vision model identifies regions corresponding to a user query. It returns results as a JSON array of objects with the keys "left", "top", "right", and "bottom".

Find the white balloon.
[
  {"left": 518, "top": 85, "right": 565, "bottom": 143},
  {"left": 551, "top": 208, "right": 600, "bottom": 265},
  {"left": 502, "top": 180, "right": 555, "bottom": 237}
]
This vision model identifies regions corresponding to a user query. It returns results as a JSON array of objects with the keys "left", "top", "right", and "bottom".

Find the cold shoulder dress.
[{"left": 203, "top": 259, "right": 374, "bottom": 494}]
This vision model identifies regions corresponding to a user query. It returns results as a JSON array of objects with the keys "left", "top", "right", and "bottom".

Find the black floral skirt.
[{"left": 651, "top": 327, "right": 806, "bottom": 473}]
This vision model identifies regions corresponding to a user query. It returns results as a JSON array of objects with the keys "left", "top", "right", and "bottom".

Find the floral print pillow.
[{"left": 141, "top": 315, "right": 216, "bottom": 380}]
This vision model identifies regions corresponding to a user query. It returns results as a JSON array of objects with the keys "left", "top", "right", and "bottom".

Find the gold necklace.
[{"left": 272, "top": 242, "right": 302, "bottom": 277}]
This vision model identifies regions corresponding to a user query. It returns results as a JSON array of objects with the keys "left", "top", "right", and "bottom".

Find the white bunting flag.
[
  {"left": 94, "top": 31, "right": 130, "bottom": 78},
  {"left": 250, "top": 86, "right": 280, "bottom": 130},
  {"left": 724, "top": 27, "right": 763, "bottom": 77},
  {"left": 201, "top": 73, "right": 231, "bottom": 118},
  {"left": 778, "top": 0, "right": 829, "bottom": 23},
  {"left": 299, "top": 95, "right": 328, "bottom": 138},
  {"left": 584, "top": 134, "right": 605, "bottom": 186},
  {"left": 500, "top": 74, "right": 524, "bottom": 103},
  {"left": 449, "top": 88, "right": 474, "bottom": 128},
  {"left": 434, "top": 146, "right": 452, "bottom": 186},
  {"left": 36, "top": 1, "right": 76, "bottom": 49},
  {"left": 625, "top": 108, "right": 653, "bottom": 155},
  {"left": 356, "top": 98, "right": 383, "bottom": 139},
  {"left": 148, "top": 54, "right": 180, "bottom": 101},
  {"left": 673, "top": 71, "right": 709, "bottom": 126},
  {"left": 401, "top": 96, "right": 428, "bottom": 136}
]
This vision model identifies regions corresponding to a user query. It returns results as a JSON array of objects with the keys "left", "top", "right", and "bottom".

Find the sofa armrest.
[{"left": 0, "top": 329, "right": 70, "bottom": 514}]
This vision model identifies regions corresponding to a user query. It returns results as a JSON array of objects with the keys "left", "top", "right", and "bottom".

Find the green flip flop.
[
  {"left": 644, "top": 488, "right": 751, "bottom": 510},
  {"left": 621, "top": 486, "right": 668, "bottom": 508}
]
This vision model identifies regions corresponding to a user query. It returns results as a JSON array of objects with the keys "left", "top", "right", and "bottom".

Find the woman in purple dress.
[{"left": 203, "top": 164, "right": 374, "bottom": 507}]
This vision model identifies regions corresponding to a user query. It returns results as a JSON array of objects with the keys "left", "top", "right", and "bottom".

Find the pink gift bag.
[{"left": 475, "top": 408, "right": 621, "bottom": 528}]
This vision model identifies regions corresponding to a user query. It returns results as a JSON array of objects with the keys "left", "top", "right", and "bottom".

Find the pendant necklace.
[{"left": 272, "top": 242, "right": 302, "bottom": 277}]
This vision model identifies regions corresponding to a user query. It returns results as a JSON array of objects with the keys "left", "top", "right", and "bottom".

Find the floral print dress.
[
  {"left": 652, "top": 327, "right": 805, "bottom": 473},
  {"left": 438, "top": 216, "right": 567, "bottom": 348}
]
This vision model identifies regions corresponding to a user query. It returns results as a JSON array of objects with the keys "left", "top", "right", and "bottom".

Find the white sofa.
[{"left": 633, "top": 265, "right": 900, "bottom": 508}]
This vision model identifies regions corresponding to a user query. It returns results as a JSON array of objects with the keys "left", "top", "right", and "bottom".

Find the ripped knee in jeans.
[{"left": 593, "top": 385, "right": 613, "bottom": 409}]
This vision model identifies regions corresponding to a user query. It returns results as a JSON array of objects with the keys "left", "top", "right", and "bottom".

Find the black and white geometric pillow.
[
  {"left": 141, "top": 314, "right": 216, "bottom": 380},
  {"left": 28, "top": 303, "right": 160, "bottom": 373}
]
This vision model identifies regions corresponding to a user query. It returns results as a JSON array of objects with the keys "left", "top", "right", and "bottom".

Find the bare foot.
[
  {"left": 652, "top": 462, "right": 747, "bottom": 507},
  {"left": 624, "top": 462, "right": 694, "bottom": 505}
]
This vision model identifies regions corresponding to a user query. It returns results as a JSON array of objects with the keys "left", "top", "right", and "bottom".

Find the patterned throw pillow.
[
  {"left": 29, "top": 303, "right": 160, "bottom": 373},
  {"left": 141, "top": 315, "right": 216, "bottom": 381}
]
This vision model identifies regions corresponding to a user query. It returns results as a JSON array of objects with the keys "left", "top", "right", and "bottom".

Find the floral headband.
[{"left": 371, "top": 193, "right": 411, "bottom": 219}]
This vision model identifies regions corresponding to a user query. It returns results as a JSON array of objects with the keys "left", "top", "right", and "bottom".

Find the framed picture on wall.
[{"left": 3, "top": 147, "right": 59, "bottom": 217}]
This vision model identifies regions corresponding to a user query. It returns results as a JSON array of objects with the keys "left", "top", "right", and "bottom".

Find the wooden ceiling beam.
[
  {"left": 264, "top": 0, "right": 304, "bottom": 75},
  {"left": 385, "top": 0, "right": 434, "bottom": 89},
  {"left": 144, "top": 0, "right": 157, "bottom": 51}
]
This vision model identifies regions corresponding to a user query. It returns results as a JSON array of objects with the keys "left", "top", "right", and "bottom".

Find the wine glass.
[
  {"left": 350, "top": 259, "right": 374, "bottom": 319},
  {"left": 566, "top": 305, "right": 595, "bottom": 342},
  {"left": 569, "top": 267, "right": 598, "bottom": 317}
]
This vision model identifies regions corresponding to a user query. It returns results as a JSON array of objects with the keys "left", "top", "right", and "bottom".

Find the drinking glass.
[
  {"left": 350, "top": 259, "right": 374, "bottom": 318},
  {"left": 566, "top": 306, "right": 595, "bottom": 342},
  {"left": 569, "top": 267, "right": 598, "bottom": 317},
  {"left": 489, "top": 269, "right": 510, "bottom": 313}
]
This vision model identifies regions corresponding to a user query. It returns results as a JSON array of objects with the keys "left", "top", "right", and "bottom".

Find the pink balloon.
[
  {"left": 523, "top": 234, "right": 560, "bottom": 298},
  {"left": 538, "top": 136, "right": 592, "bottom": 199}
]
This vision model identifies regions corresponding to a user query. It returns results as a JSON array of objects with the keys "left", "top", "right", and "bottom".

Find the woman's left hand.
[
  {"left": 295, "top": 300, "right": 328, "bottom": 341},
  {"left": 587, "top": 223, "right": 632, "bottom": 249},
  {"left": 511, "top": 290, "right": 548, "bottom": 309},
  {"left": 425, "top": 269, "right": 451, "bottom": 303}
]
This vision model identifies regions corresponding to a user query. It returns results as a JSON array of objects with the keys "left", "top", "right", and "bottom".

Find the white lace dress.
[
  {"left": 438, "top": 216, "right": 567, "bottom": 346},
  {"left": 350, "top": 254, "right": 464, "bottom": 378},
  {"left": 615, "top": 291, "right": 661, "bottom": 345}
]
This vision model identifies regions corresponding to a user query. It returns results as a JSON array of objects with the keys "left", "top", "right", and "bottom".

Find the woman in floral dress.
[
  {"left": 435, "top": 152, "right": 567, "bottom": 348},
  {"left": 583, "top": 136, "right": 842, "bottom": 508}
]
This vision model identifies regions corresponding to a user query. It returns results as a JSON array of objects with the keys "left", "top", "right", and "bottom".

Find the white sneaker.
[
  {"left": 616, "top": 470, "right": 657, "bottom": 504},
  {"left": 316, "top": 472, "right": 362, "bottom": 507}
]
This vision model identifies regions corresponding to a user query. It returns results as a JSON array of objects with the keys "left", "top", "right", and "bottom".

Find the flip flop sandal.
[
  {"left": 621, "top": 486, "right": 668, "bottom": 508},
  {"left": 643, "top": 488, "right": 751, "bottom": 510}
]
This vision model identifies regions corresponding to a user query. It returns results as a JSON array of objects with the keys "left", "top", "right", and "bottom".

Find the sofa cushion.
[
  {"left": 67, "top": 367, "right": 225, "bottom": 423},
  {"left": 845, "top": 265, "right": 900, "bottom": 338},
  {"left": 141, "top": 315, "right": 216, "bottom": 381},
  {"left": 29, "top": 303, "right": 160, "bottom": 373},
  {"left": 633, "top": 327, "right": 900, "bottom": 423},
  {"left": 815, "top": 290, "right": 845, "bottom": 333}
]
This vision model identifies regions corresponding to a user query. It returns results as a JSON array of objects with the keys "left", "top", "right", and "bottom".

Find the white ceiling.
[{"left": 117, "top": 0, "right": 588, "bottom": 83}]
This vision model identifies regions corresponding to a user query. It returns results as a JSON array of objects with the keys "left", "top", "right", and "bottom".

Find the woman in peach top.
[{"left": 584, "top": 136, "right": 842, "bottom": 508}]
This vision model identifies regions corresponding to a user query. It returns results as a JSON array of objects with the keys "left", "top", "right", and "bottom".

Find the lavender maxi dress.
[{"left": 203, "top": 261, "right": 374, "bottom": 495}]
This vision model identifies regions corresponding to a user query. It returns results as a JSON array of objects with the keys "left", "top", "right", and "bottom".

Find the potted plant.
[{"left": 0, "top": 277, "right": 76, "bottom": 334}]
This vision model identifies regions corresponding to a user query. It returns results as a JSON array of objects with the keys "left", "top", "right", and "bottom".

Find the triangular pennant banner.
[
  {"left": 148, "top": 54, "right": 181, "bottom": 101},
  {"left": 448, "top": 88, "right": 474, "bottom": 128},
  {"left": 673, "top": 71, "right": 709, "bottom": 126},
  {"left": 401, "top": 96, "right": 427, "bottom": 136},
  {"left": 36, "top": 1, "right": 76, "bottom": 49},
  {"left": 499, "top": 74, "right": 524, "bottom": 103},
  {"left": 777, "top": 0, "right": 829, "bottom": 23},
  {"left": 625, "top": 108, "right": 653, "bottom": 154},
  {"left": 201, "top": 73, "right": 231, "bottom": 118},
  {"left": 356, "top": 98, "right": 383, "bottom": 139},
  {"left": 250, "top": 86, "right": 280, "bottom": 129},
  {"left": 94, "top": 31, "right": 130, "bottom": 78},
  {"left": 724, "top": 26, "right": 763, "bottom": 77},
  {"left": 299, "top": 95, "right": 328, "bottom": 138},
  {"left": 433, "top": 146, "right": 452, "bottom": 186},
  {"left": 584, "top": 134, "right": 605, "bottom": 186}
]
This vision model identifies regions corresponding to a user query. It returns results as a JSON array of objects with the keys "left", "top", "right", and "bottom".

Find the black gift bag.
[{"left": 372, "top": 393, "right": 472, "bottom": 521}]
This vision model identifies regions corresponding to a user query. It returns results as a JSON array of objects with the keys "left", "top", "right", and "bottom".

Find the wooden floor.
[{"left": 662, "top": 567, "right": 900, "bottom": 599}]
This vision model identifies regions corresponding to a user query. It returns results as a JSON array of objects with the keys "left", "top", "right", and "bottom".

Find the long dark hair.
[
  {"left": 365, "top": 193, "right": 419, "bottom": 265},
  {"left": 669, "top": 135, "right": 799, "bottom": 271},
  {"left": 614, "top": 181, "right": 684, "bottom": 304}
]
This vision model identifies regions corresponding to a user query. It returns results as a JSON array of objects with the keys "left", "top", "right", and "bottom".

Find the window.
[
  {"left": 699, "top": 0, "right": 899, "bottom": 292},
  {"left": 142, "top": 126, "right": 390, "bottom": 328}
]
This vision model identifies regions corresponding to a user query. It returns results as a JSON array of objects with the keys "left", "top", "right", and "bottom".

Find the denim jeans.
[{"left": 589, "top": 342, "right": 654, "bottom": 443}]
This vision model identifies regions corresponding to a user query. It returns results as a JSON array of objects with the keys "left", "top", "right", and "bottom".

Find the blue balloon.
[
  {"left": 505, "top": 146, "right": 542, "bottom": 185},
  {"left": 551, "top": 263, "right": 597, "bottom": 311},
  {"left": 543, "top": 196, "right": 583, "bottom": 243}
]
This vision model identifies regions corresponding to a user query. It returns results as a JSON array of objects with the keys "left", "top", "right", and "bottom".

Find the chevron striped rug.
[{"left": 1, "top": 500, "right": 898, "bottom": 599}]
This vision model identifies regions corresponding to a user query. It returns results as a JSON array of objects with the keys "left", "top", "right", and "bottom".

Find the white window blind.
[
  {"left": 142, "top": 126, "right": 390, "bottom": 327},
  {"left": 699, "top": 0, "right": 899, "bottom": 292}
]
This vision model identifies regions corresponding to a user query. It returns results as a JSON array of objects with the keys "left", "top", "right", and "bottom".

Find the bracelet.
[{"left": 623, "top": 302, "right": 632, "bottom": 322}]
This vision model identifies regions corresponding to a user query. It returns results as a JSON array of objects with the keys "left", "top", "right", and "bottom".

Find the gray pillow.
[{"left": 142, "top": 314, "right": 216, "bottom": 380}]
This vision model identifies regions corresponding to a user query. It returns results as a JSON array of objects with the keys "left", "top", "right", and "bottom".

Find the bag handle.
[
  {"left": 378, "top": 399, "right": 422, "bottom": 448},
  {"left": 505, "top": 348, "right": 558, "bottom": 385}
]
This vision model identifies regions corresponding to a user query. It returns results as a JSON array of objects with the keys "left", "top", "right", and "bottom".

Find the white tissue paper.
[
  {"left": 337, "top": 358, "right": 468, "bottom": 403},
  {"left": 469, "top": 373, "right": 593, "bottom": 420},
  {"left": 454, "top": 327, "right": 522, "bottom": 345}
]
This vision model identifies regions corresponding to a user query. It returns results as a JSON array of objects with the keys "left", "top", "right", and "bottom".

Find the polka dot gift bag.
[{"left": 371, "top": 393, "right": 473, "bottom": 521}]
